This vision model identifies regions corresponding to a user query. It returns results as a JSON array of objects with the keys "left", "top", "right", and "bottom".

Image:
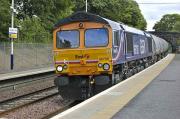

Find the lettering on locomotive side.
[{"left": 75, "top": 54, "right": 90, "bottom": 59}]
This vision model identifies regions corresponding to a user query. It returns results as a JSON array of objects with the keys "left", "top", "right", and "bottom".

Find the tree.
[
  {"left": 14, "top": 0, "right": 74, "bottom": 42},
  {"left": 1, "top": 0, "right": 74, "bottom": 42},
  {"left": 15, "top": 0, "right": 74, "bottom": 31},
  {"left": 153, "top": 14, "right": 180, "bottom": 32},
  {"left": 0, "top": 0, "right": 147, "bottom": 42},
  {"left": 16, "top": 16, "right": 50, "bottom": 43},
  {"left": 172, "top": 21, "right": 180, "bottom": 32},
  {"left": 0, "top": 0, "right": 10, "bottom": 40},
  {"left": 72, "top": 0, "right": 147, "bottom": 30}
]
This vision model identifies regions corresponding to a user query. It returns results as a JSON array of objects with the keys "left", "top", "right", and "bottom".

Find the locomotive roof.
[
  {"left": 54, "top": 12, "right": 144, "bottom": 35},
  {"left": 54, "top": 11, "right": 122, "bottom": 30},
  {"left": 120, "top": 24, "right": 145, "bottom": 35},
  {"left": 144, "top": 32, "right": 152, "bottom": 37}
]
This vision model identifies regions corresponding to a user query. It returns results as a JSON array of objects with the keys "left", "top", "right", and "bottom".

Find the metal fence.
[{"left": 0, "top": 42, "right": 53, "bottom": 74}]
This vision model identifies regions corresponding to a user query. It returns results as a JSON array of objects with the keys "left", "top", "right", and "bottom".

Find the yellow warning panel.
[{"left": 9, "top": 34, "right": 17, "bottom": 39}]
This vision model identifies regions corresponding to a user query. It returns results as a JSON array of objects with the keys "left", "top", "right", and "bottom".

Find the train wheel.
[
  {"left": 145, "top": 63, "right": 149, "bottom": 68},
  {"left": 119, "top": 72, "right": 124, "bottom": 81},
  {"left": 112, "top": 72, "right": 118, "bottom": 85},
  {"left": 112, "top": 71, "right": 124, "bottom": 85},
  {"left": 129, "top": 69, "right": 134, "bottom": 76},
  {"left": 133, "top": 68, "right": 138, "bottom": 74},
  {"left": 140, "top": 65, "right": 144, "bottom": 71},
  {"left": 137, "top": 66, "right": 141, "bottom": 72},
  {"left": 124, "top": 71, "right": 130, "bottom": 79}
]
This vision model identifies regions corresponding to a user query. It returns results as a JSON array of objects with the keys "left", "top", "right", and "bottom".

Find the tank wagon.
[{"left": 53, "top": 12, "right": 169, "bottom": 100}]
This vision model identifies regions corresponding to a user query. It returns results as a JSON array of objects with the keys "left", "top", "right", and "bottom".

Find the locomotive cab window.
[
  {"left": 113, "top": 30, "right": 120, "bottom": 46},
  {"left": 112, "top": 30, "right": 120, "bottom": 58},
  {"left": 126, "top": 32, "right": 133, "bottom": 55},
  {"left": 56, "top": 30, "right": 79, "bottom": 49},
  {"left": 85, "top": 28, "right": 108, "bottom": 47}
]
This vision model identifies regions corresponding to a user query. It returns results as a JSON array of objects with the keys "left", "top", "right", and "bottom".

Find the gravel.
[
  {"left": 0, "top": 95, "right": 65, "bottom": 119},
  {"left": 0, "top": 78, "right": 55, "bottom": 102}
]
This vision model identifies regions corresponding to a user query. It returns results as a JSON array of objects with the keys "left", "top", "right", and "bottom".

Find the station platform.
[
  {"left": 0, "top": 67, "right": 55, "bottom": 81},
  {"left": 112, "top": 54, "right": 180, "bottom": 119},
  {"left": 51, "top": 54, "right": 176, "bottom": 119}
]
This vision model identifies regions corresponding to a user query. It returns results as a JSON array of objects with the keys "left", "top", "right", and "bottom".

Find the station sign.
[{"left": 9, "top": 28, "right": 18, "bottom": 39}]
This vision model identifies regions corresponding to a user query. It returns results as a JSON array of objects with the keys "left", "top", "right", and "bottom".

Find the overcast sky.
[{"left": 135, "top": 0, "right": 180, "bottom": 31}]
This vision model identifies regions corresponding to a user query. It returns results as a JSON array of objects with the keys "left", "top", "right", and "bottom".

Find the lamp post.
[
  {"left": 10, "top": 0, "right": 14, "bottom": 70},
  {"left": 86, "top": 0, "right": 87, "bottom": 12}
]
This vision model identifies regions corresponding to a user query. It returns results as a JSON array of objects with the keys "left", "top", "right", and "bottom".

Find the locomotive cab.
[{"left": 54, "top": 23, "right": 113, "bottom": 76}]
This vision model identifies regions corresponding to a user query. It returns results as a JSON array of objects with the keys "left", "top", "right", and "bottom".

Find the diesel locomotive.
[{"left": 53, "top": 12, "right": 169, "bottom": 100}]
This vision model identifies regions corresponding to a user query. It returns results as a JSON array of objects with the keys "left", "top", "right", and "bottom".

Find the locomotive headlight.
[
  {"left": 103, "top": 63, "right": 110, "bottom": 70},
  {"left": 98, "top": 63, "right": 103, "bottom": 68},
  {"left": 56, "top": 65, "right": 63, "bottom": 72},
  {"left": 63, "top": 65, "right": 68, "bottom": 69}
]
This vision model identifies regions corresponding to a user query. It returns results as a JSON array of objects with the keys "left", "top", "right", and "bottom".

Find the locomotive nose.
[{"left": 55, "top": 48, "right": 112, "bottom": 75}]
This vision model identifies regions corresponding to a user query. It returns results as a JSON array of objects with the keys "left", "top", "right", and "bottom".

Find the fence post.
[
  {"left": 35, "top": 43, "right": 37, "bottom": 66},
  {"left": 3, "top": 42, "right": 6, "bottom": 71}
]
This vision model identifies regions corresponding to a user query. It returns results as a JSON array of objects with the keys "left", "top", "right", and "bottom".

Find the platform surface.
[
  {"left": 112, "top": 54, "right": 180, "bottom": 119},
  {"left": 51, "top": 54, "right": 175, "bottom": 119},
  {"left": 0, "top": 67, "right": 55, "bottom": 81}
]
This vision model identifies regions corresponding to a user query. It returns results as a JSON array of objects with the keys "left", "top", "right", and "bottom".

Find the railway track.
[
  {"left": 0, "top": 71, "right": 79, "bottom": 119},
  {"left": 0, "top": 73, "right": 56, "bottom": 92},
  {"left": 0, "top": 85, "right": 78, "bottom": 119},
  {"left": 0, "top": 72, "right": 57, "bottom": 103},
  {"left": 0, "top": 86, "right": 58, "bottom": 116}
]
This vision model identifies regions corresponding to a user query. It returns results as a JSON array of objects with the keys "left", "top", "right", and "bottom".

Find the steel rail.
[
  {"left": 0, "top": 86, "right": 58, "bottom": 116},
  {"left": 0, "top": 74, "right": 56, "bottom": 92}
]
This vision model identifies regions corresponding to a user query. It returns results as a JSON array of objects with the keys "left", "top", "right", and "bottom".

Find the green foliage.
[
  {"left": 177, "top": 39, "right": 180, "bottom": 45},
  {"left": 15, "top": 0, "right": 74, "bottom": 43},
  {"left": 15, "top": 0, "right": 74, "bottom": 31},
  {"left": 16, "top": 17, "right": 51, "bottom": 43},
  {"left": 0, "top": 0, "right": 147, "bottom": 43},
  {"left": 0, "top": 0, "right": 10, "bottom": 40},
  {"left": 72, "top": 0, "right": 147, "bottom": 30},
  {"left": 153, "top": 14, "right": 180, "bottom": 32},
  {"left": 172, "top": 21, "right": 180, "bottom": 32}
]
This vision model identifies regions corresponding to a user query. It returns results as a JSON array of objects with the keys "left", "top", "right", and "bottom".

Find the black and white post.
[
  {"left": 10, "top": 0, "right": 14, "bottom": 70},
  {"left": 86, "top": 0, "right": 87, "bottom": 12}
]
